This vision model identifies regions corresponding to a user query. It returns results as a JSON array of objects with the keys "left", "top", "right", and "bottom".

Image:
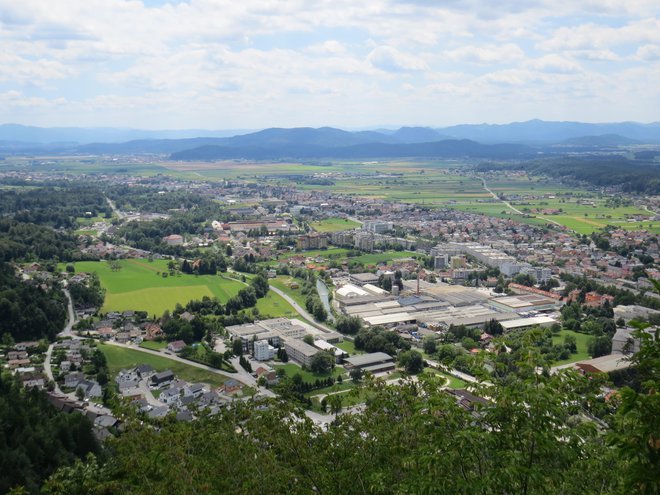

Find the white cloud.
[
  {"left": 526, "top": 54, "right": 582, "bottom": 74},
  {"left": 367, "top": 46, "right": 428, "bottom": 72},
  {"left": 445, "top": 43, "right": 525, "bottom": 64},
  {"left": 636, "top": 44, "right": 660, "bottom": 61},
  {"left": 0, "top": 0, "right": 658, "bottom": 127}
]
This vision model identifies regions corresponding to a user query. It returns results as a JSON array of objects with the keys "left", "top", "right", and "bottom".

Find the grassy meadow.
[
  {"left": 309, "top": 217, "right": 361, "bottom": 232},
  {"left": 69, "top": 259, "right": 244, "bottom": 316},
  {"left": 98, "top": 343, "right": 231, "bottom": 387},
  {"left": 551, "top": 329, "right": 592, "bottom": 365}
]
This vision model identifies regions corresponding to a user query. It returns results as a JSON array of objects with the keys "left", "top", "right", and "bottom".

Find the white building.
[
  {"left": 363, "top": 221, "right": 393, "bottom": 234},
  {"left": 253, "top": 340, "right": 276, "bottom": 361}
]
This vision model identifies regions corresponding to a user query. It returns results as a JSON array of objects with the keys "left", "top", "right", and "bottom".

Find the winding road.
[
  {"left": 44, "top": 289, "right": 79, "bottom": 396},
  {"left": 481, "top": 178, "right": 564, "bottom": 228}
]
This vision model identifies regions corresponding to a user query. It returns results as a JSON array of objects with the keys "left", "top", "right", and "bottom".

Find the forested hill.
[
  {"left": 0, "top": 262, "right": 68, "bottom": 342},
  {"left": 169, "top": 139, "right": 531, "bottom": 160},
  {"left": 476, "top": 157, "right": 660, "bottom": 195},
  {"left": 0, "top": 373, "right": 99, "bottom": 494},
  {"left": 38, "top": 330, "right": 660, "bottom": 495}
]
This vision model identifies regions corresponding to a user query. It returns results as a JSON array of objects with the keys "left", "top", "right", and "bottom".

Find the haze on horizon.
[{"left": 1, "top": 0, "right": 659, "bottom": 130}]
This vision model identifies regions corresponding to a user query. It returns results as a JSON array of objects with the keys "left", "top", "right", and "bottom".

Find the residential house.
[
  {"left": 167, "top": 340, "right": 186, "bottom": 353},
  {"left": 150, "top": 370, "right": 175, "bottom": 388},
  {"left": 64, "top": 371, "right": 85, "bottom": 389},
  {"left": 183, "top": 383, "right": 206, "bottom": 398},
  {"left": 160, "top": 387, "right": 181, "bottom": 405},
  {"left": 223, "top": 379, "right": 242, "bottom": 395}
]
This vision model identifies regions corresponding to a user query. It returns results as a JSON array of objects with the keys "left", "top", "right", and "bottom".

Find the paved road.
[
  {"left": 481, "top": 178, "right": 564, "bottom": 228},
  {"left": 137, "top": 379, "right": 166, "bottom": 407},
  {"left": 44, "top": 289, "right": 79, "bottom": 395},
  {"left": 424, "top": 358, "right": 479, "bottom": 384},
  {"left": 60, "top": 289, "right": 77, "bottom": 338},
  {"left": 268, "top": 285, "right": 335, "bottom": 333},
  {"left": 105, "top": 196, "right": 126, "bottom": 219}
]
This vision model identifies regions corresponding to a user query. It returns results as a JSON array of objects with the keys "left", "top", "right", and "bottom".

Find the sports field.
[{"left": 69, "top": 259, "right": 244, "bottom": 316}]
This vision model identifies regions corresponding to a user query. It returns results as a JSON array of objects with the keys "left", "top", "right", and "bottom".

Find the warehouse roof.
[{"left": 344, "top": 352, "right": 394, "bottom": 368}]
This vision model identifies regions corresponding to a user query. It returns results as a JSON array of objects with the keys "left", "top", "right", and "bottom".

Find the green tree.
[
  {"left": 310, "top": 352, "right": 334, "bottom": 375},
  {"left": 422, "top": 335, "right": 438, "bottom": 355},
  {"left": 231, "top": 338, "right": 243, "bottom": 356},
  {"left": 399, "top": 350, "right": 424, "bottom": 374},
  {"left": 349, "top": 368, "right": 363, "bottom": 383},
  {"left": 588, "top": 335, "right": 612, "bottom": 358}
]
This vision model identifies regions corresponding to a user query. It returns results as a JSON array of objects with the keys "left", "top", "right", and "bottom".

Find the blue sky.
[{"left": 0, "top": 0, "right": 658, "bottom": 129}]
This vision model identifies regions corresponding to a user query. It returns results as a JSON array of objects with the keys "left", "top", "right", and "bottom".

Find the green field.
[
  {"left": 139, "top": 340, "right": 168, "bottom": 350},
  {"left": 98, "top": 343, "right": 231, "bottom": 388},
  {"left": 69, "top": 259, "right": 244, "bottom": 315},
  {"left": 335, "top": 340, "right": 360, "bottom": 355},
  {"left": 353, "top": 251, "right": 417, "bottom": 266},
  {"left": 269, "top": 276, "right": 309, "bottom": 308},
  {"left": 309, "top": 217, "right": 361, "bottom": 232},
  {"left": 273, "top": 363, "right": 345, "bottom": 383},
  {"left": 421, "top": 369, "right": 469, "bottom": 389},
  {"left": 551, "top": 329, "right": 592, "bottom": 365},
  {"left": 255, "top": 290, "right": 298, "bottom": 318},
  {"left": 277, "top": 247, "right": 351, "bottom": 260}
]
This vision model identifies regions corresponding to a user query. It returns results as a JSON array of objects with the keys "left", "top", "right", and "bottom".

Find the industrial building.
[
  {"left": 489, "top": 293, "right": 562, "bottom": 314},
  {"left": 349, "top": 272, "right": 380, "bottom": 286},
  {"left": 335, "top": 278, "right": 560, "bottom": 331},
  {"left": 343, "top": 352, "right": 395, "bottom": 374},
  {"left": 500, "top": 316, "right": 556, "bottom": 332},
  {"left": 226, "top": 318, "right": 309, "bottom": 354}
]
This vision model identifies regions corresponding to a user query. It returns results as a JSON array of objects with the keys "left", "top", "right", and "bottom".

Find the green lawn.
[
  {"left": 335, "top": 340, "right": 359, "bottom": 354},
  {"left": 306, "top": 381, "right": 355, "bottom": 397},
  {"left": 255, "top": 290, "right": 298, "bottom": 318},
  {"left": 309, "top": 217, "right": 361, "bottom": 232},
  {"left": 421, "top": 369, "right": 468, "bottom": 389},
  {"left": 551, "top": 329, "right": 592, "bottom": 365},
  {"left": 67, "top": 259, "right": 244, "bottom": 315},
  {"left": 353, "top": 251, "right": 417, "bottom": 266},
  {"left": 277, "top": 247, "right": 351, "bottom": 260},
  {"left": 273, "top": 363, "right": 345, "bottom": 383},
  {"left": 98, "top": 343, "right": 230, "bottom": 388},
  {"left": 139, "top": 340, "right": 168, "bottom": 350},
  {"left": 269, "top": 276, "right": 309, "bottom": 308}
]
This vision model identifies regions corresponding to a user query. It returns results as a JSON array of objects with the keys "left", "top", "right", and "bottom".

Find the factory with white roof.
[{"left": 334, "top": 275, "right": 563, "bottom": 333}]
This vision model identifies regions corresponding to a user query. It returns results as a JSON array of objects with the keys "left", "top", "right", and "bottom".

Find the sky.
[{"left": 0, "top": 0, "right": 659, "bottom": 129}]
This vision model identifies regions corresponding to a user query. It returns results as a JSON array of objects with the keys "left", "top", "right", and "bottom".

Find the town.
[{"left": 2, "top": 162, "right": 658, "bottom": 448}]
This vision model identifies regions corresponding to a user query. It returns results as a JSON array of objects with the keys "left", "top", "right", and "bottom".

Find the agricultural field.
[
  {"left": 68, "top": 259, "right": 244, "bottom": 316},
  {"left": 309, "top": 217, "right": 361, "bottom": 232},
  {"left": 98, "top": 343, "right": 230, "bottom": 388}
]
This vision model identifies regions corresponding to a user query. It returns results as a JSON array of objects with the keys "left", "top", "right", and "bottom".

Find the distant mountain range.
[{"left": 0, "top": 120, "right": 658, "bottom": 159}]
